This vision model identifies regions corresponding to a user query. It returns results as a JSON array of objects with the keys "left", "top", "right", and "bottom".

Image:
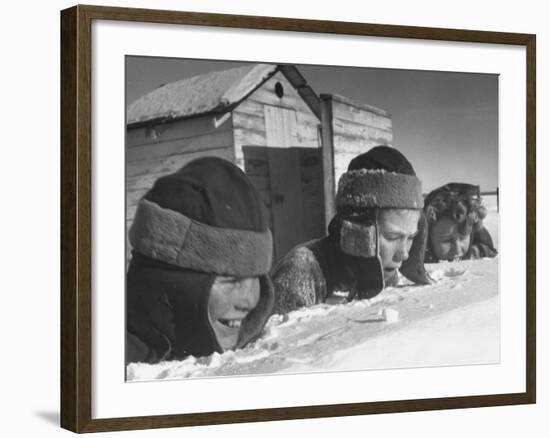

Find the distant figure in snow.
[
  {"left": 424, "top": 182, "right": 497, "bottom": 262},
  {"left": 126, "top": 157, "right": 274, "bottom": 364},
  {"left": 272, "top": 146, "right": 432, "bottom": 314}
]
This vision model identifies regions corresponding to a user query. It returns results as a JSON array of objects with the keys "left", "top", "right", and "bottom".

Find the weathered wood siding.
[
  {"left": 298, "top": 148, "right": 326, "bottom": 240},
  {"left": 329, "top": 94, "right": 393, "bottom": 189},
  {"left": 125, "top": 68, "right": 325, "bottom": 264},
  {"left": 232, "top": 71, "right": 320, "bottom": 158},
  {"left": 233, "top": 71, "right": 322, "bottom": 252},
  {"left": 126, "top": 114, "right": 234, "bottom": 231},
  {"left": 242, "top": 145, "right": 325, "bottom": 263}
]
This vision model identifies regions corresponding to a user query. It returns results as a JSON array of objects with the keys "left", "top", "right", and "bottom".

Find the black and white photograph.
[
  {"left": 124, "top": 57, "right": 499, "bottom": 381},
  {"left": 2, "top": 0, "right": 545, "bottom": 435}
]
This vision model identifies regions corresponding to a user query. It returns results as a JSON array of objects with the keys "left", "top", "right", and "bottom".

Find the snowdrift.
[{"left": 127, "top": 195, "right": 499, "bottom": 381}]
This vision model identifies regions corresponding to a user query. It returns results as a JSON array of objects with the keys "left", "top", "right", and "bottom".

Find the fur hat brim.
[
  {"left": 129, "top": 199, "right": 273, "bottom": 277},
  {"left": 336, "top": 169, "right": 423, "bottom": 210}
]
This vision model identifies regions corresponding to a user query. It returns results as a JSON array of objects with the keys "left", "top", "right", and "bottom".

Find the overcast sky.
[{"left": 126, "top": 56, "right": 498, "bottom": 194}]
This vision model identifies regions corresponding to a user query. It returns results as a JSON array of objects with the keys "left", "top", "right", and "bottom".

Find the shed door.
[
  {"left": 264, "top": 106, "right": 304, "bottom": 262},
  {"left": 264, "top": 105, "right": 298, "bottom": 147}
]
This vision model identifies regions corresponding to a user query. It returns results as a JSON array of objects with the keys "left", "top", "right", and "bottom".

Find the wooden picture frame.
[{"left": 60, "top": 4, "right": 536, "bottom": 433}]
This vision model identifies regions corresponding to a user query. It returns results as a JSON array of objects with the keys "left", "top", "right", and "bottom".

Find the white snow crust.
[{"left": 127, "top": 196, "right": 499, "bottom": 381}]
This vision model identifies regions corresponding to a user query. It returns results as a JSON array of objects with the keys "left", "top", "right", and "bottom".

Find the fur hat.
[
  {"left": 423, "top": 182, "right": 492, "bottom": 262},
  {"left": 330, "top": 146, "right": 431, "bottom": 298},
  {"left": 127, "top": 157, "right": 275, "bottom": 363},
  {"left": 336, "top": 146, "right": 423, "bottom": 211},
  {"left": 424, "top": 182, "right": 487, "bottom": 234}
]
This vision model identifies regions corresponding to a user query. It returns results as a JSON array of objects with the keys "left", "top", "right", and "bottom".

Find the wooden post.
[{"left": 320, "top": 94, "right": 335, "bottom": 230}]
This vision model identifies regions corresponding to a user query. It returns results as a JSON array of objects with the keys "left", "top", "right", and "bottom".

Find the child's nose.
[
  {"left": 394, "top": 243, "right": 410, "bottom": 262},
  {"left": 452, "top": 239, "right": 464, "bottom": 257},
  {"left": 233, "top": 279, "right": 260, "bottom": 311}
]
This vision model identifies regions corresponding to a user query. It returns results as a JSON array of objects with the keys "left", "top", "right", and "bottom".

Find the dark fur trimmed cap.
[
  {"left": 126, "top": 157, "right": 275, "bottom": 363},
  {"left": 330, "top": 146, "right": 431, "bottom": 293},
  {"left": 336, "top": 146, "right": 423, "bottom": 210},
  {"left": 130, "top": 157, "right": 273, "bottom": 276},
  {"left": 348, "top": 145, "right": 416, "bottom": 175}
]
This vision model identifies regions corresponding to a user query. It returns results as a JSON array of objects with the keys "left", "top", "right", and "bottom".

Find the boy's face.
[
  {"left": 378, "top": 209, "right": 420, "bottom": 281},
  {"left": 429, "top": 217, "right": 471, "bottom": 261},
  {"left": 208, "top": 277, "right": 260, "bottom": 350}
]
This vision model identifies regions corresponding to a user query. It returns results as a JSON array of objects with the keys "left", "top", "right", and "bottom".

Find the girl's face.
[
  {"left": 207, "top": 277, "right": 260, "bottom": 350},
  {"left": 377, "top": 209, "right": 420, "bottom": 282},
  {"left": 429, "top": 217, "right": 471, "bottom": 261}
]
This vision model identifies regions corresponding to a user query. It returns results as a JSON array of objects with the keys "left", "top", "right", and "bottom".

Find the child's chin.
[{"left": 213, "top": 322, "right": 240, "bottom": 350}]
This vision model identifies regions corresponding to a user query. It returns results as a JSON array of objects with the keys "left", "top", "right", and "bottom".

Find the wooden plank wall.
[
  {"left": 233, "top": 71, "right": 321, "bottom": 238},
  {"left": 242, "top": 146, "right": 325, "bottom": 263},
  {"left": 126, "top": 114, "right": 234, "bottom": 236},
  {"left": 267, "top": 147, "right": 305, "bottom": 261},
  {"left": 232, "top": 71, "right": 320, "bottom": 162},
  {"left": 298, "top": 148, "right": 326, "bottom": 241},
  {"left": 241, "top": 146, "right": 274, "bottom": 230},
  {"left": 330, "top": 95, "right": 393, "bottom": 189}
]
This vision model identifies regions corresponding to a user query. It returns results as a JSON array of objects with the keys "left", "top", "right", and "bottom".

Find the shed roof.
[{"left": 127, "top": 63, "right": 321, "bottom": 126}]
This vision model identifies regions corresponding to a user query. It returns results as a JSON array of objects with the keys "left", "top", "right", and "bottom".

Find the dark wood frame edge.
[{"left": 60, "top": 4, "right": 537, "bottom": 433}]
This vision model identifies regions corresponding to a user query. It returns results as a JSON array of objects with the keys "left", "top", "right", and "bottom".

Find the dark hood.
[{"left": 126, "top": 252, "right": 274, "bottom": 364}]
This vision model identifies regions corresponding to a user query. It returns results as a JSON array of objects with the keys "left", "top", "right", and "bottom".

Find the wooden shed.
[{"left": 127, "top": 63, "right": 393, "bottom": 263}]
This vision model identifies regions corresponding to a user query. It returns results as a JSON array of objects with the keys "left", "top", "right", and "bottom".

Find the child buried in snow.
[
  {"left": 126, "top": 157, "right": 275, "bottom": 364},
  {"left": 272, "top": 146, "right": 432, "bottom": 315},
  {"left": 424, "top": 182, "right": 497, "bottom": 262}
]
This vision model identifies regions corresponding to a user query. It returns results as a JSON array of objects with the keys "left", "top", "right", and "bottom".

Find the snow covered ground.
[{"left": 127, "top": 195, "right": 499, "bottom": 382}]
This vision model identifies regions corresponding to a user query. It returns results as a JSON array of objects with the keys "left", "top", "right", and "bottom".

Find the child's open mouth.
[{"left": 218, "top": 319, "right": 242, "bottom": 329}]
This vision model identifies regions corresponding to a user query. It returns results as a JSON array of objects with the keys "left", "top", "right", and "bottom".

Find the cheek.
[
  {"left": 208, "top": 287, "right": 231, "bottom": 320},
  {"left": 460, "top": 236, "right": 471, "bottom": 252},
  {"left": 378, "top": 237, "right": 395, "bottom": 262},
  {"left": 241, "top": 278, "right": 261, "bottom": 308}
]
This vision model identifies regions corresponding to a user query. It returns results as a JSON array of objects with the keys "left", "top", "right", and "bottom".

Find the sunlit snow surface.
[{"left": 127, "top": 196, "right": 499, "bottom": 381}]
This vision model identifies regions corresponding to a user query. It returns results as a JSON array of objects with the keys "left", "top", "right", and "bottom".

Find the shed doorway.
[{"left": 262, "top": 106, "right": 325, "bottom": 263}]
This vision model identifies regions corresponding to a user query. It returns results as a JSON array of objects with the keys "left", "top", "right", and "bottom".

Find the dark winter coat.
[
  {"left": 272, "top": 235, "right": 400, "bottom": 314},
  {"left": 127, "top": 252, "right": 274, "bottom": 364}
]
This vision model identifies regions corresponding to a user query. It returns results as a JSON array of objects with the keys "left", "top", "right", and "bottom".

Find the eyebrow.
[
  {"left": 436, "top": 230, "right": 469, "bottom": 240},
  {"left": 383, "top": 228, "right": 418, "bottom": 237}
]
